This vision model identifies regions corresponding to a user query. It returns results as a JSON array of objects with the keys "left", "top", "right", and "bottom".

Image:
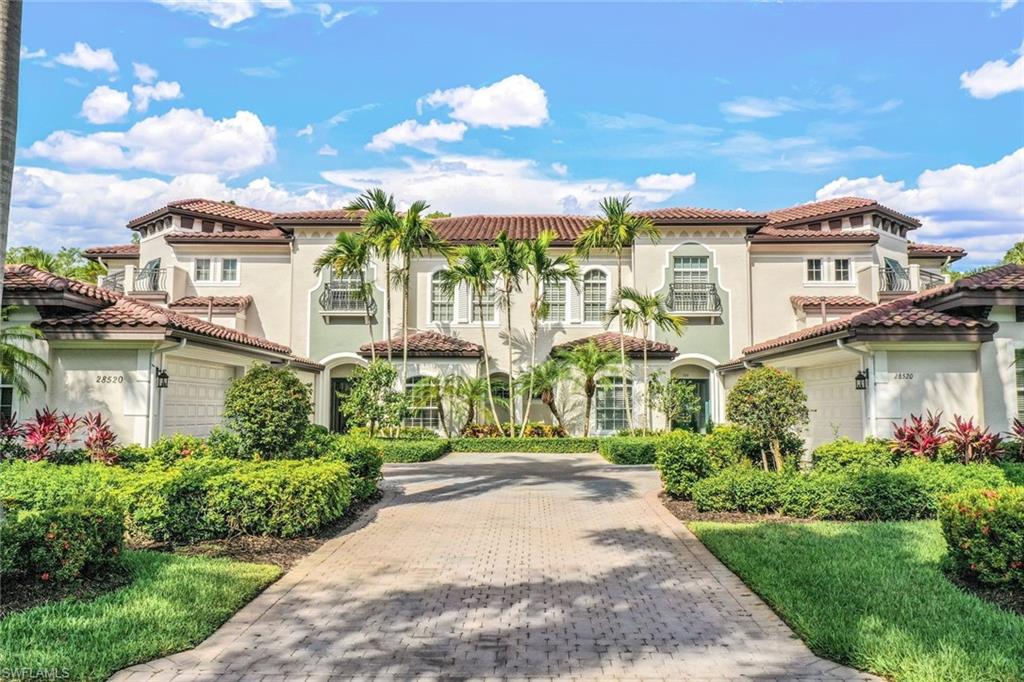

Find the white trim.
[
  {"left": 539, "top": 276, "right": 571, "bottom": 326},
  {"left": 315, "top": 352, "right": 369, "bottom": 426},
  {"left": 427, "top": 266, "right": 456, "bottom": 325},
  {"left": 193, "top": 256, "right": 241, "bottom": 286},
  {"left": 803, "top": 256, "right": 856, "bottom": 286}
]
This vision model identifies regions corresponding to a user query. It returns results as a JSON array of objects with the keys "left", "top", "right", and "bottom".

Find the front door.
[
  {"left": 671, "top": 378, "right": 710, "bottom": 432},
  {"left": 330, "top": 378, "right": 352, "bottom": 433}
]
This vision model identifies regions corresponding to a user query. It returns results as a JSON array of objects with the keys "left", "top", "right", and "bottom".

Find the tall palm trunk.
[
  {"left": 401, "top": 254, "right": 410, "bottom": 385},
  {"left": 616, "top": 256, "right": 633, "bottom": 434},
  {"left": 519, "top": 283, "right": 540, "bottom": 437},
  {"left": 583, "top": 380, "right": 594, "bottom": 437},
  {"left": 0, "top": 1, "right": 22, "bottom": 302},
  {"left": 383, "top": 260, "right": 393, "bottom": 361},
  {"left": 477, "top": 291, "right": 504, "bottom": 433},
  {"left": 642, "top": 326, "right": 650, "bottom": 432},
  {"left": 437, "top": 396, "right": 450, "bottom": 438},
  {"left": 359, "top": 272, "right": 376, "bottom": 361},
  {"left": 504, "top": 279, "right": 516, "bottom": 429},
  {"left": 542, "top": 389, "right": 564, "bottom": 430}
]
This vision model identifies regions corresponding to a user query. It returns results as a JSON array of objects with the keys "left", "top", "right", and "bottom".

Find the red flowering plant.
[
  {"left": 22, "top": 408, "right": 82, "bottom": 462},
  {"left": 942, "top": 415, "right": 1003, "bottom": 464},
  {"left": 0, "top": 412, "right": 26, "bottom": 460},
  {"left": 83, "top": 411, "right": 119, "bottom": 464},
  {"left": 890, "top": 411, "right": 945, "bottom": 460},
  {"left": 1003, "top": 418, "right": 1024, "bottom": 462}
]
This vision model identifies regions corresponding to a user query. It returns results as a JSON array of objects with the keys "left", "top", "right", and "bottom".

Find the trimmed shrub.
[
  {"left": 223, "top": 364, "right": 313, "bottom": 458},
  {"left": 656, "top": 431, "right": 714, "bottom": 498},
  {"left": 897, "top": 459, "right": 1010, "bottom": 513},
  {"left": 449, "top": 437, "right": 596, "bottom": 453},
  {"left": 207, "top": 427, "right": 245, "bottom": 459},
  {"left": 146, "top": 434, "right": 211, "bottom": 465},
  {"left": 812, "top": 438, "right": 898, "bottom": 473},
  {"left": 598, "top": 437, "right": 659, "bottom": 465},
  {"left": 327, "top": 435, "right": 384, "bottom": 500},
  {"left": 704, "top": 425, "right": 757, "bottom": 470},
  {"left": 392, "top": 426, "right": 442, "bottom": 440},
  {"left": 940, "top": 487, "right": 1024, "bottom": 587},
  {"left": 378, "top": 439, "right": 453, "bottom": 462},
  {"left": 460, "top": 423, "right": 567, "bottom": 438},
  {"left": 725, "top": 366, "right": 809, "bottom": 470},
  {"left": 691, "top": 466, "right": 784, "bottom": 514},
  {"left": 1000, "top": 462, "right": 1024, "bottom": 486}
]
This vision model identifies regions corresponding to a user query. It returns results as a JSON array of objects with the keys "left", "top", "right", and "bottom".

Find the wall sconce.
[
  {"left": 156, "top": 368, "right": 170, "bottom": 389},
  {"left": 854, "top": 368, "right": 869, "bottom": 391}
]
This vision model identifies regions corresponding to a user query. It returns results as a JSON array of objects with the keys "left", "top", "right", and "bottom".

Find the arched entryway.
[
  {"left": 670, "top": 355, "right": 719, "bottom": 432},
  {"left": 318, "top": 353, "right": 368, "bottom": 433}
]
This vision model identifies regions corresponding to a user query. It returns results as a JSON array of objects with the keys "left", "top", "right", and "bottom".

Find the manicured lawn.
[
  {"left": 0, "top": 550, "right": 280, "bottom": 682},
  {"left": 691, "top": 520, "right": 1024, "bottom": 682}
]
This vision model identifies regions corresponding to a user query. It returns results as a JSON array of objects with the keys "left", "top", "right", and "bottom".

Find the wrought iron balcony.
[
  {"left": 668, "top": 282, "right": 722, "bottom": 314},
  {"left": 319, "top": 281, "right": 376, "bottom": 314},
  {"left": 879, "top": 266, "right": 912, "bottom": 293},
  {"left": 133, "top": 267, "right": 167, "bottom": 293},
  {"left": 100, "top": 271, "right": 125, "bottom": 293},
  {"left": 919, "top": 269, "right": 946, "bottom": 291}
]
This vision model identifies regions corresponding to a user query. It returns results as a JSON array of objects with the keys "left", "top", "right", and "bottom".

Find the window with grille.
[
  {"left": 0, "top": 375, "right": 12, "bottom": 419},
  {"left": 834, "top": 258, "right": 851, "bottom": 282},
  {"left": 673, "top": 256, "right": 709, "bottom": 283},
  {"left": 596, "top": 377, "right": 632, "bottom": 433},
  {"left": 195, "top": 258, "right": 212, "bottom": 282},
  {"left": 221, "top": 258, "right": 239, "bottom": 282},
  {"left": 543, "top": 278, "right": 567, "bottom": 322},
  {"left": 1017, "top": 349, "right": 1024, "bottom": 418},
  {"left": 431, "top": 271, "right": 453, "bottom": 322},
  {"left": 471, "top": 283, "right": 497, "bottom": 322},
  {"left": 583, "top": 270, "right": 608, "bottom": 322},
  {"left": 329, "top": 271, "right": 362, "bottom": 310},
  {"left": 806, "top": 259, "right": 823, "bottom": 282},
  {"left": 404, "top": 377, "right": 440, "bottom": 429}
]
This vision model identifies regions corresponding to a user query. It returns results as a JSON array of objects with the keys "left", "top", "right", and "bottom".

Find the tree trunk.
[
  {"left": 360, "top": 272, "right": 376, "bottom": 361},
  {"left": 478, "top": 291, "right": 505, "bottom": 434},
  {"left": 542, "top": 391, "right": 564, "bottom": 430},
  {"left": 401, "top": 255, "right": 410, "bottom": 385},
  {"left": 583, "top": 389, "right": 593, "bottom": 437},
  {"left": 463, "top": 399, "right": 475, "bottom": 434},
  {"left": 438, "top": 396, "right": 450, "bottom": 438},
  {"left": 519, "top": 282, "right": 540, "bottom": 438},
  {"left": 642, "top": 329, "right": 650, "bottom": 432},
  {"left": 505, "top": 280, "right": 515, "bottom": 429},
  {"left": 771, "top": 439, "right": 785, "bottom": 471},
  {"left": 0, "top": 1, "right": 22, "bottom": 303},
  {"left": 384, "top": 260, "right": 393, "bottom": 361},
  {"left": 616, "top": 256, "right": 633, "bottom": 435}
]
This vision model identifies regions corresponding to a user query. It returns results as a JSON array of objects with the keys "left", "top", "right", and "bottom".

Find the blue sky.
[{"left": 12, "top": 0, "right": 1024, "bottom": 265}]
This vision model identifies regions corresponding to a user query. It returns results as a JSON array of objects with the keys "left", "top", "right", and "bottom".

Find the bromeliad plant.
[
  {"left": 942, "top": 415, "right": 1003, "bottom": 464},
  {"left": 891, "top": 411, "right": 945, "bottom": 460},
  {"left": 0, "top": 412, "right": 26, "bottom": 460}
]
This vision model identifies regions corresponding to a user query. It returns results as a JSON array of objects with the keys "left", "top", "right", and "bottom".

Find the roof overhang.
[
  {"left": 129, "top": 206, "right": 274, "bottom": 231},
  {"left": 4, "top": 290, "right": 106, "bottom": 312},
  {"left": 927, "top": 290, "right": 1024, "bottom": 312},
  {"left": 766, "top": 205, "right": 921, "bottom": 230}
]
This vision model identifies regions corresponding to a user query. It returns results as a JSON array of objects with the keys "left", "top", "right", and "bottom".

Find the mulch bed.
[
  {"left": 1, "top": 565, "right": 131, "bottom": 619},
  {"left": 946, "top": 571, "right": 1024, "bottom": 617},
  {"left": 660, "top": 493, "right": 811, "bottom": 524}
]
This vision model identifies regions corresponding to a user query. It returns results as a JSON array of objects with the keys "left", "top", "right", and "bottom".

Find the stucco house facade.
[{"left": 5, "top": 194, "right": 1018, "bottom": 446}]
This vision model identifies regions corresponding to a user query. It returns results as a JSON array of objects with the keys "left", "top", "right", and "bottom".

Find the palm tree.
[
  {"left": 437, "top": 245, "right": 505, "bottom": 432},
  {"left": 346, "top": 189, "right": 400, "bottom": 362},
  {"left": 313, "top": 232, "right": 376, "bottom": 360},
  {"left": 520, "top": 229, "right": 580, "bottom": 436},
  {"left": 559, "top": 339, "right": 619, "bottom": 437},
  {"left": 0, "top": 308, "right": 48, "bottom": 398},
  {"left": 608, "top": 287, "right": 686, "bottom": 431},
  {"left": 575, "top": 195, "right": 660, "bottom": 433},
  {"left": 409, "top": 375, "right": 452, "bottom": 437},
  {"left": 0, "top": 1, "right": 21, "bottom": 303},
  {"left": 517, "top": 358, "right": 570, "bottom": 431},
  {"left": 448, "top": 376, "right": 492, "bottom": 433},
  {"left": 492, "top": 231, "right": 528, "bottom": 426}
]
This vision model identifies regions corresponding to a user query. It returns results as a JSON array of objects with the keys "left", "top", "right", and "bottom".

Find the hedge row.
[
  {"left": 374, "top": 438, "right": 452, "bottom": 463},
  {"left": 940, "top": 486, "right": 1024, "bottom": 587},
  {"left": 598, "top": 437, "right": 660, "bottom": 465},
  {"left": 691, "top": 460, "right": 1013, "bottom": 520},
  {"left": 449, "top": 437, "right": 599, "bottom": 453}
]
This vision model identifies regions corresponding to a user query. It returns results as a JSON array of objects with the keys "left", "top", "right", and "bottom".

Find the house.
[{"left": 5, "top": 194, "right": 1003, "bottom": 445}]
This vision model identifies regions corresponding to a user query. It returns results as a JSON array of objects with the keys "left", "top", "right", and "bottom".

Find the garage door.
[
  {"left": 162, "top": 359, "right": 236, "bottom": 437},
  {"left": 797, "top": 362, "right": 864, "bottom": 448}
]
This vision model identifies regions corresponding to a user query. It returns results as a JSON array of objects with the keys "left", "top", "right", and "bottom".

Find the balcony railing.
[
  {"left": 100, "top": 271, "right": 125, "bottom": 293},
  {"left": 133, "top": 267, "right": 167, "bottom": 293},
  {"left": 668, "top": 282, "right": 722, "bottom": 314},
  {"left": 920, "top": 269, "right": 947, "bottom": 290},
  {"left": 879, "top": 267, "right": 912, "bottom": 293},
  {"left": 319, "top": 282, "right": 376, "bottom": 314}
]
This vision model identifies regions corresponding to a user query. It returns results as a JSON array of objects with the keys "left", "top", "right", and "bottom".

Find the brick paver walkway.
[{"left": 113, "top": 452, "right": 876, "bottom": 681}]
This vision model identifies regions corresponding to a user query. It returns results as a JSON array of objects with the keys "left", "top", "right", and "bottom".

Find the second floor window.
[
  {"left": 471, "top": 283, "right": 497, "bottom": 323},
  {"left": 196, "top": 258, "right": 212, "bottom": 282},
  {"left": 806, "top": 259, "right": 823, "bottom": 282},
  {"left": 431, "top": 271, "right": 453, "bottom": 323},
  {"left": 543, "top": 278, "right": 567, "bottom": 322},
  {"left": 834, "top": 258, "right": 851, "bottom": 282},
  {"left": 583, "top": 270, "right": 607, "bottom": 322},
  {"left": 195, "top": 257, "right": 240, "bottom": 284},
  {"left": 221, "top": 258, "right": 239, "bottom": 282},
  {"left": 673, "top": 256, "right": 709, "bottom": 283}
]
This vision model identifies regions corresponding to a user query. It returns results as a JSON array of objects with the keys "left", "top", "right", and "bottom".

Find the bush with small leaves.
[
  {"left": 655, "top": 431, "right": 714, "bottom": 498},
  {"left": 223, "top": 364, "right": 313, "bottom": 458},
  {"left": 725, "top": 367, "right": 809, "bottom": 470},
  {"left": 812, "top": 438, "right": 899, "bottom": 473},
  {"left": 940, "top": 487, "right": 1024, "bottom": 587},
  {"left": 598, "top": 437, "right": 659, "bottom": 465}
]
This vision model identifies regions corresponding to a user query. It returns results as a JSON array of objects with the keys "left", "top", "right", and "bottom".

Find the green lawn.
[
  {"left": 0, "top": 550, "right": 280, "bottom": 682},
  {"left": 691, "top": 520, "right": 1024, "bottom": 682}
]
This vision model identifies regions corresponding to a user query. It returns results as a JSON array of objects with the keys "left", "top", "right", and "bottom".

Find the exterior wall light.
[
  {"left": 854, "top": 369, "right": 869, "bottom": 391},
  {"left": 156, "top": 368, "right": 170, "bottom": 389}
]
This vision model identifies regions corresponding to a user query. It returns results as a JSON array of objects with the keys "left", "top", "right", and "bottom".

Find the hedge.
[
  {"left": 940, "top": 486, "right": 1024, "bottom": 587},
  {"left": 598, "top": 437, "right": 659, "bottom": 465},
  {"left": 449, "top": 437, "right": 598, "bottom": 453},
  {"left": 691, "top": 461, "right": 1014, "bottom": 521},
  {"left": 811, "top": 438, "right": 898, "bottom": 473},
  {"left": 656, "top": 431, "right": 718, "bottom": 497},
  {"left": 326, "top": 435, "right": 384, "bottom": 500},
  {"left": 376, "top": 438, "right": 452, "bottom": 462}
]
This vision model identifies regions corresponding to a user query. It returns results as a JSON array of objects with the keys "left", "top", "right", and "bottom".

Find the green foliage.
[
  {"left": 598, "top": 437, "right": 659, "bottom": 464},
  {"left": 655, "top": 430, "right": 715, "bottom": 498},
  {"left": 342, "top": 360, "right": 406, "bottom": 437},
  {"left": 704, "top": 425, "right": 758, "bottom": 470},
  {"left": 375, "top": 438, "right": 452, "bottom": 462},
  {"left": 146, "top": 433, "right": 212, "bottom": 465},
  {"left": 646, "top": 374, "right": 702, "bottom": 430},
  {"left": 999, "top": 461, "right": 1024, "bottom": 485},
  {"left": 206, "top": 427, "right": 245, "bottom": 459},
  {"left": 897, "top": 459, "right": 1010, "bottom": 513},
  {"left": 691, "top": 465, "right": 785, "bottom": 514},
  {"left": 449, "top": 437, "right": 598, "bottom": 453},
  {"left": 725, "top": 367, "right": 809, "bottom": 470},
  {"left": 812, "top": 438, "right": 899, "bottom": 473},
  {"left": 223, "top": 364, "right": 313, "bottom": 458},
  {"left": 460, "top": 422, "right": 566, "bottom": 438},
  {"left": 0, "top": 308, "right": 50, "bottom": 397},
  {"left": 325, "top": 435, "right": 384, "bottom": 500},
  {"left": 6, "top": 246, "right": 106, "bottom": 283},
  {"left": 940, "top": 487, "right": 1024, "bottom": 587}
]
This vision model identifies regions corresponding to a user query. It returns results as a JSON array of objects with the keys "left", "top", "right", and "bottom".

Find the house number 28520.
[{"left": 96, "top": 375, "right": 124, "bottom": 384}]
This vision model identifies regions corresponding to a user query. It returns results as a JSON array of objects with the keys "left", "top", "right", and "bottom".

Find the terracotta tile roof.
[
  {"left": 128, "top": 199, "right": 276, "bottom": 229},
  {"left": 631, "top": 207, "right": 767, "bottom": 223},
  {"left": 358, "top": 331, "right": 483, "bottom": 358},
  {"left": 750, "top": 226, "right": 879, "bottom": 243},
  {"left": 82, "top": 244, "right": 139, "bottom": 259},
  {"left": 790, "top": 295, "right": 874, "bottom": 309},
  {"left": 432, "top": 215, "right": 594, "bottom": 245},
  {"left": 273, "top": 208, "right": 366, "bottom": 224},
  {"left": 289, "top": 356, "right": 325, "bottom": 372},
  {"left": 913, "top": 263, "right": 1024, "bottom": 302},
  {"left": 765, "top": 196, "right": 921, "bottom": 228},
  {"left": 550, "top": 332, "right": 678, "bottom": 359},
  {"left": 170, "top": 295, "right": 254, "bottom": 310},
  {"left": 3, "top": 264, "right": 308, "bottom": 360},
  {"left": 164, "top": 228, "right": 291, "bottom": 244},
  {"left": 908, "top": 242, "right": 967, "bottom": 261}
]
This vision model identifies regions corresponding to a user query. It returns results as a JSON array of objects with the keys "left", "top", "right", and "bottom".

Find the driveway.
[{"left": 113, "top": 453, "right": 875, "bottom": 681}]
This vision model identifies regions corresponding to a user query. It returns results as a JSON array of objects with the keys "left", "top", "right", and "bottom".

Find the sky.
[{"left": 11, "top": 0, "right": 1024, "bottom": 266}]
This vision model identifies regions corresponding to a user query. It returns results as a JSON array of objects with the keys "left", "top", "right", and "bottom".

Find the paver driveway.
[{"left": 114, "top": 452, "right": 875, "bottom": 681}]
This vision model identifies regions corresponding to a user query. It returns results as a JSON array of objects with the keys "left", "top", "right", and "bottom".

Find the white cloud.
[
  {"left": 713, "top": 132, "right": 890, "bottom": 172},
  {"left": 720, "top": 86, "right": 858, "bottom": 121},
  {"left": 551, "top": 162, "right": 568, "bottom": 176},
  {"left": 132, "top": 81, "right": 183, "bottom": 112},
  {"left": 80, "top": 86, "right": 131, "bottom": 124},
  {"left": 867, "top": 98, "right": 903, "bottom": 114},
  {"left": 317, "top": 144, "right": 338, "bottom": 157},
  {"left": 634, "top": 172, "right": 697, "bottom": 193},
  {"left": 25, "top": 108, "right": 276, "bottom": 177},
  {"left": 328, "top": 103, "right": 377, "bottom": 126},
  {"left": 322, "top": 153, "right": 696, "bottom": 214},
  {"left": 133, "top": 62, "right": 158, "bottom": 84},
  {"left": 297, "top": 124, "right": 314, "bottom": 138},
  {"left": 418, "top": 74, "right": 549, "bottom": 129},
  {"left": 960, "top": 42, "right": 1024, "bottom": 99},
  {"left": 816, "top": 148, "right": 1024, "bottom": 264},
  {"left": 55, "top": 42, "right": 118, "bottom": 73},
  {"left": 20, "top": 46, "right": 46, "bottom": 60},
  {"left": 9, "top": 166, "right": 352, "bottom": 248},
  {"left": 997, "top": 0, "right": 1018, "bottom": 12},
  {"left": 315, "top": 3, "right": 352, "bottom": 27},
  {"left": 153, "top": 0, "right": 295, "bottom": 29},
  {"left": 720, "top": 96, "right": 799, "bottom": 120},
  {"left": 366, "top": 119, "right": 467, "bottom": 152}
]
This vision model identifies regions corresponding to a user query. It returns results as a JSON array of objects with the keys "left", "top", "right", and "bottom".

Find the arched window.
[
  {"left": 431, "top": 271, "right": 453, "bottom": 323},
  {"left": 404, "top": 376, "right": 440, "bottom": 429},
  {"left": 595, "top": 377, "right": 632, "bottom": 434},
  {"left": 582, "top": 270, "right": 608, "bottom": 323},
  {"left": 542, "top": 278, "right": 567, "bottom": 323}
]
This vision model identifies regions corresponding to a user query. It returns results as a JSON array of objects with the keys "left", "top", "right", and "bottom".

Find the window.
[
  {"left": 806, "top": 259, "right": 823, "bottom": 282},
  {"left": 1017, "top": 349, "right": 1024, "bottom": 418},
  {"left": 834, "top": 258, "right": 851, "bottom": 282},
  {"left": 471, "top": 283, "right": 497, "bottom": 323},
  {"left": 543, "top": 278, "right": 567, "bottom": 323},
  {"left": 596, "top": 378, "right": 632, "bottom": 433},
  {"left": 222, "top": 224, "right": 235, "bottom": 233},
  {"left": 404, "top": 377, "right": 440, "bottom": 429},
  {"left": 583, "top": 270, "right": 608, "bottom": 322},
  {"left": 0, "top": 375, "right": 13, "bottom": 419},
  {"left": 195, "top": 257, "right": 240, "bottom": 284},
  {"left": 221, "top": 258, "right": 239, "bottom": 282},
  {"left": 673, "top": 256, "right": 709, "bottom": 284},
  {"left": 850, "top": 215, "right": 864, "bottom": 227},
  {"left": 181, "top": 217, "right": 194, "bottom": 230},
  {"left": 828, "top": 219, "right": 842, "bottom": 231},
  {"left": 201, "top": 220, "right": 215, "bottom": 233},
  {"left": 195, "top": 258, "right": 212, "bottom": 282},
  {"left": 431, "top": 271, "right": 453, "bottom": 323}
]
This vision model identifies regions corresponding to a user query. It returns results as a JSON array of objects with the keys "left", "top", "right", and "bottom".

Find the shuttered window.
[
  {"left": 543, "top": 278, "right": 567, "bottom": 323},
  {"left": 583, "top": 270, "right": 608, "bottom": 322},
  {"left": 1017, "top": 349, "right": 1024, "bottom": 418}
]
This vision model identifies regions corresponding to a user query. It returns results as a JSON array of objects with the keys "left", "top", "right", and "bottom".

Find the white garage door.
[
  {"left": 162, "top": 359, "right": 236, "bottom": 437},
  {"left": 798, "top": 362, "right": 864, "bottom": 448}
]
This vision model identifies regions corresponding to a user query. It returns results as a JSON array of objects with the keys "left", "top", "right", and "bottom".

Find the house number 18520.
[{"left": 893, "top": 372, "right": 914, "bottom": 381}]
